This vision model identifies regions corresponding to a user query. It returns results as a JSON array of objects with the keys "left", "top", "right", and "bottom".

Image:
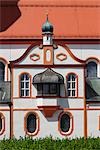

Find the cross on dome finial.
[{"left": 46, "top": 13, "right": 48, "bottom": 21}]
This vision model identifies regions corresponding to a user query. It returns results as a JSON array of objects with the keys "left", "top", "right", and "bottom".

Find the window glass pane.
[
  {"left": 68, "top": 75, "right": 71, "bottom": 81},
  {"left": 21, "top": 74, "right": 24, "bottom": 80},
  {"left": 0, "top": 117, "right": 2, "bottom": 131},
  {"left": 26, "top": 82, "right": 29, "bottom": 88},
  {"left": 26, "top": 90, "right": 29, "bottom": 96},
  {"left": 67, "top": 82, "right": 70, "bottom": 89},
  {"left": 26, "top": 74, "right": 29, "bottom": 80},
  {"left": 21, "top": 90, "right": 24, "bottom": 97},
  {"left": 68, "top": 90, "right": 71, "bottom": 96},
  {"left": 72, "top": 82, "right": 75, "bottom": 88},
  {"left": 43, "top": 84, "right": 49, "bottom": 94},
  {"left": 37, "top": 84, "right": 42, "bottom": 91},
  {"left": 27, "top": 114, "right": 36, "bottom": 133},
  {"left": 72, "top": 75, "right": 75, "bottom": 81},
  {"left": 60, "top": 114, "right": 70, "bottom": 132},
  {"left": 21, "top": 82, "right": 24, "bottom": 88},
  {"left": 72, "top": 90, "right": 75, "bottom": 96},
  {"left": 50, "top": 84, "right": 57, "bottom": 94},
  {"left": 37, "top": 84, "right": 42, "bottom": 95}
]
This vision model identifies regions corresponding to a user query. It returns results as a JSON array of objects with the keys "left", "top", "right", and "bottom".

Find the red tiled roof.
[{"left": 0, "top": 0, "right": 100, "bottom": 39}]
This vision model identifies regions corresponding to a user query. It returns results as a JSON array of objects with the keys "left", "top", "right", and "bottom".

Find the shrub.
[{"left": 0, "top": 137, "right": 100, "bottom": 150}]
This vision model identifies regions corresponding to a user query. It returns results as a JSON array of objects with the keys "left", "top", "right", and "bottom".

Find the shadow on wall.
[{"left": 0, "top": 0, "right": 21, "bottom": 32}]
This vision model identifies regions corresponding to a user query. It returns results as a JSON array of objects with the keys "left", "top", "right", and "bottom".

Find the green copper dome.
[{"left": 42, "top": 15, "right": 53, "bottom": 33}]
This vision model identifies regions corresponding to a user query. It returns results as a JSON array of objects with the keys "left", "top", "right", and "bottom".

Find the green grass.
[{"left": 0, "top": 137, "right": 100, "bottom": 150}]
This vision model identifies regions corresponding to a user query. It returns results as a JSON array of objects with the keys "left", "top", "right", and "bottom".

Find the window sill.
[{"left": 36, "top": 96, "right": 62, "bottom": 98}]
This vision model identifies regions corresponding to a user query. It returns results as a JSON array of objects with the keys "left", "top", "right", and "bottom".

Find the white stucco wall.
[
  {"left": 87, "top": 110, "right": 100, "bottom": 137},
  {"left": 0, "top": 111, "right": 10, "bottom": 139},
  {"left": 0, "top": 43, "right": 100, "bottom": 139},
  {"left": 13, "top": 110, "right": 84, "bottom": 139}
]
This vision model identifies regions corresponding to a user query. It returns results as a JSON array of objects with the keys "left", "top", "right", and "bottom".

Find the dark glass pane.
[
  {"left": 21, "top": 74, "right": 24, "bottom": 80},
  {"left": 67, "top": 82, "right": 70, "bottom": 89},
  {"left": 21, "top": 90, "right": 24, "bottom": 96},
  {"left": 27, "top": 114, "right": 36, "bottom": 133},
  {"left": 43, "top": 84, "right": 49, "bottom": 94},
  {"left": 72, "top": 82, "right": 75, "bottom": 88},
  {"left": 67, "top": 75, "right": 71, "bottom": 81},
  {"left": 26, "top": 90, "right": 29, "bottom": 96},
  {"left": 21, "top": 82, "right": 24, "bottom": 88},
  {"left": 50, "top": 84, "right": 57, "bottom": 94},
  {"left": 68, "top": 90, "right": 71, "bottom": 96},
  {"left": 0, "top": 117, "right": 2, "bottom": 131},
  {"left": 72, "top": 90, "right": 75, "bottom": 96},
  {"left": 72, "top": 75, "right": 75, "bottom": 81},
  {"left": 87, "top": 62, "right": 97, "bottom": 77},
  {"left": 37, "top": 84, "right": 42, "bottom": 95},
  {"left": 37, "top": 84, "right": 42, "bottom": 91},
  {"left": 60, "top": 114, "right": 70, "bottom": 132},
  {"left": 26, "top": 74, "right": 29, "bottom": 80},
  {"left": 26, "top": 82, "right": 29, "bottom": 88},
  {"left": 0, "top": 62, "right": 5, "bottom": 81}
]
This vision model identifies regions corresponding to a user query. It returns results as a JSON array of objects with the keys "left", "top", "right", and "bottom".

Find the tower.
[{"left": 42, "top": 15, "right": 53, "bottom": 45}]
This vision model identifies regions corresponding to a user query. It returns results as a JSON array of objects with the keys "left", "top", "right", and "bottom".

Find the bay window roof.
[{"left": 33, "top": 68, "right": 64, "bottom": 84}]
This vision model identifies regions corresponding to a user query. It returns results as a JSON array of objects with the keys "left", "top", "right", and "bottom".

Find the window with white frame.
[
  {"left": 0, "top": 62, "right": 5, "bottom": 81},
  {"left": 20, "top": 73, "right": 30, "bottom": 97},
  {"left": 67, "top": 74, "right": 77, "bottom": 97}
]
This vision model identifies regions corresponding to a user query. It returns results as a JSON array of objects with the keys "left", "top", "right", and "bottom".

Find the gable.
[{"left": 10, "top": 43, "right": 85, "bottom": 66}]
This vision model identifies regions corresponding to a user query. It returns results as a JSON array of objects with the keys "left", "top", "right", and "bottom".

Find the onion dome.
[{"left": 42, "top": 15, "right": 53, "bottom": 34}]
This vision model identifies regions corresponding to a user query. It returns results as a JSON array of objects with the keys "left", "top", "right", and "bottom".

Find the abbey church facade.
[{"left": 0, "top": 0, "right": 100, "bottom": 139}]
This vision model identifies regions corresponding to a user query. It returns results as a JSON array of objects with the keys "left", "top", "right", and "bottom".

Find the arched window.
[
  {"left": 67, "top": 74, "right": 77, "bottom": 97},
  {"left": 0, "top": 113, "right": 5, "bottom": 135},
  {"left": 58, "top": 112, "right": 73, "bottom": 135},
  {"left": 87, "top": 61, "right": 97, "bottom": 78},
  {"left": 0, "top": 62, "right": 5, "bottom": 81},
  {"left": 25, "top": 112, "right": 39, "bottom": 135},
  {"left": 20, "top": 73, "right": 30, "bottom": 97}
]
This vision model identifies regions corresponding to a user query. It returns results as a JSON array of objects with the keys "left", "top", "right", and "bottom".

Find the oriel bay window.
[{"left": 33, "top": 68, "right": 64, "bottom": 97}]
